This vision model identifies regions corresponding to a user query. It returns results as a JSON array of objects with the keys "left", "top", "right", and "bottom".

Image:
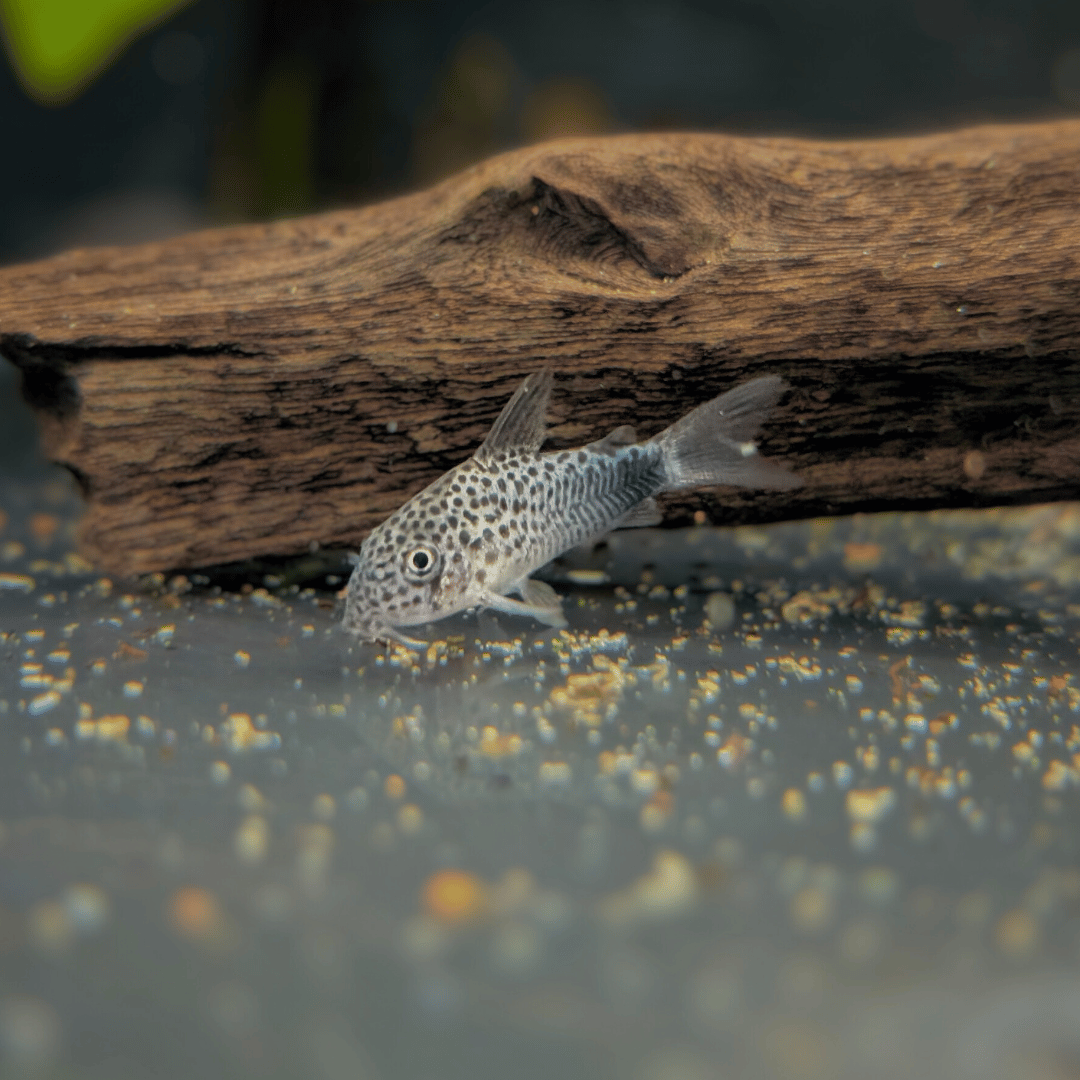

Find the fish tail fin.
[{"left": 652, "top": 375, "right": 802, "bottom": 491}]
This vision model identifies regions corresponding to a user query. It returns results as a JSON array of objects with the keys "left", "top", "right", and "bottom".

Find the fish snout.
[{"left": 341, "top": 576, "right": 387, "bottom": 639}]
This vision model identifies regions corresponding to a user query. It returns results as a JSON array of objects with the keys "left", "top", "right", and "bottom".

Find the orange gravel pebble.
[
  {"left": 169, "top": 887, "right": 224, "bottom": 941},
  {"left": 842, "top": 542, "right": 883, "bottom": 571},
  {"left": 422, "top": 870, "right": 487, "bottom": 924},
  {"left": 29, "top": 512, "right": 59, "bottom": 542}
]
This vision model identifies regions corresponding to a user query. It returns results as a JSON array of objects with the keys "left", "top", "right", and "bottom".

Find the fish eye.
[{"left": 402, "top": 543, "right": 441, "bottom": 583}]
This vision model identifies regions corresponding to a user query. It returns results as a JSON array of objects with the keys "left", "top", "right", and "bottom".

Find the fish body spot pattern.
[{"left": 343, "top": 370, "right": 800, "bottom": 645}]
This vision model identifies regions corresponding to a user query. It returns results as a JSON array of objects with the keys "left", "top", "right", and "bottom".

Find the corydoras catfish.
[{"left": 343, "top": 370, "right": 800, "bottom": 645}]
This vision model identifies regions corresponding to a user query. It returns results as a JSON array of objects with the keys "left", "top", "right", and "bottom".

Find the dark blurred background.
[{"left": 2, "top": 0, "right": 1080, "bottom": 468}]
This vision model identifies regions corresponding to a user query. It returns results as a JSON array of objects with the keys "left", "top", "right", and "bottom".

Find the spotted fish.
[{"left": 343, "top": 370, "right": 800, "bottom": 644}]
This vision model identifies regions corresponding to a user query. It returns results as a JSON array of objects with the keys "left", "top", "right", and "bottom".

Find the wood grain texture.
[{"left": 2, "top": 121, "right": 1079, "bottom": 574}]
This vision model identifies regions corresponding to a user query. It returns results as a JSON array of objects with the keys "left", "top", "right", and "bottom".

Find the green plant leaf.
[{"left": 0, "top": 0, "right": 194, "bottom": 104}]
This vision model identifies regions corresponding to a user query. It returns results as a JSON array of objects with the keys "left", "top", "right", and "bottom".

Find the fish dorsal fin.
[
  {"left": 588, "top": 424, "right": 638, "bottom": 455},
  {"left": 476, "top": 369, "right": 553, "bottom": 459}
]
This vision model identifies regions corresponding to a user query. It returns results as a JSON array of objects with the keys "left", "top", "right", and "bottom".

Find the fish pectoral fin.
[
  {"left": 362, "top": 621, "right": 427, "bottom": 649},
  {"left": 614, "top": 496, "right": 663, "bottom": 529},
  {"left": 474, "top": 369, "right": 553, "bottom": 459},
  {"left": 516, "top": 578, "right": 562, "bottom": 609},
  {"left": 482, "top": 585, "right": 567, "bottom": 629},
  {"left": 386, "top": 626, "right": 428, "bottom": 649}
]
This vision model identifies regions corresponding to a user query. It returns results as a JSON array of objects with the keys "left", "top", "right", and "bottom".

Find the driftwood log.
[{"left": 2, "top": 121, "right": 1080, "bottom": 575}]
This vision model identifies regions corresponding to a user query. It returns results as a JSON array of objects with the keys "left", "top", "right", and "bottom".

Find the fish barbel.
[{"left": 343, "top": 370, "right": 801, "bottom": 645}]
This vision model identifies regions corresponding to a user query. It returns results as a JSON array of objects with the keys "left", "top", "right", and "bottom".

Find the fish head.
[{"left": 341, "top": 507, "right": 476, "bottom": 641}]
